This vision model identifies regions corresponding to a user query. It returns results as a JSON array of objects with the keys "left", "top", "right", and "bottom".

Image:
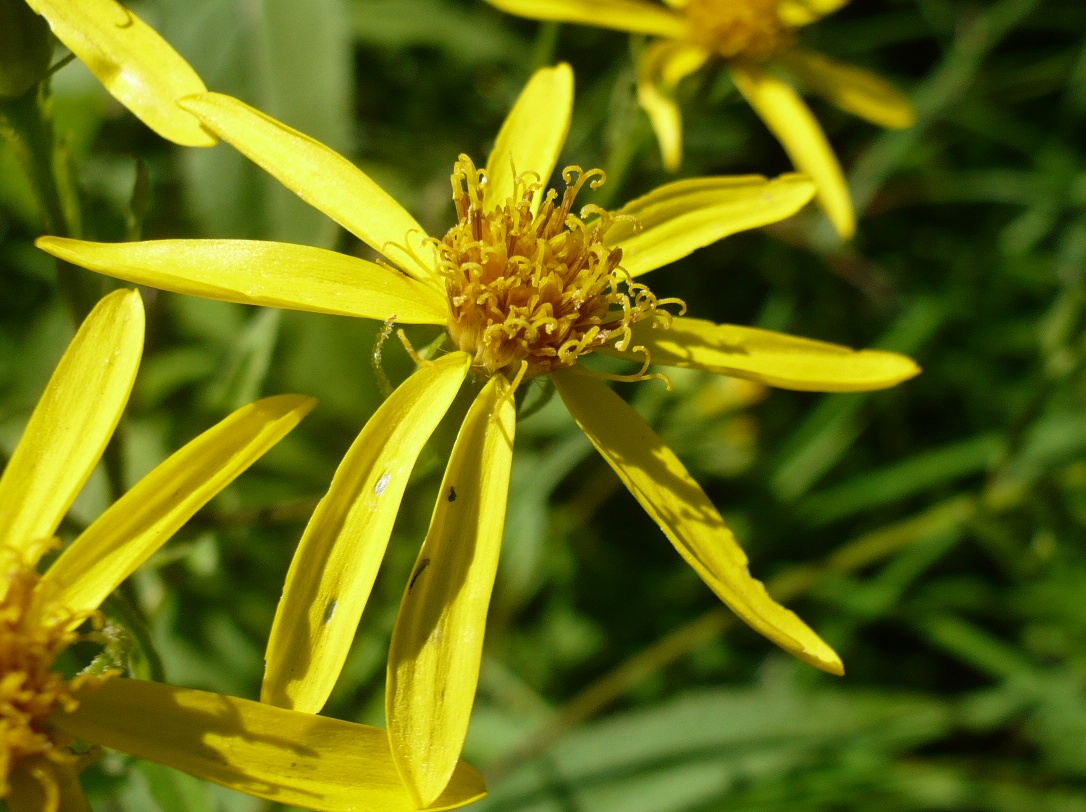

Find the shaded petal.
[
  {"left": 0, "top": 289, "right": 142, "bottom": 569},
  {"left": 55, "top": 679, "right": 487, "bottom": 812},
  {"left": 25, "top": 0, "right": 213, "bottom": 146},
  {"left": 779, "top": 49, "right": 915, "bottom": 129},
  {"left": 263, "top": 354, "right": 471, "bottom": 713},
  {"left": 36, "top": 237, "right": 448, "bottom": 326},
  {"left": 178, "top": 92, "right": 438, "bottom": 283},
  {"left": 37, "top": 395, "right": 315, "bottom": 621},
  {"left": 553, "top": 370, "right": 843, "bottom": 676},
  {"left": 609, "top": 317, "right": 920, "bottom": 391},
  {"left": 7, "top": 757, "right": 90, "bottom": 812},
  {"left": 607, "top": 174, "right": 815, "bottom": 276},
  {"left": 485, "top": 64, "right": 573, "bottom": 213},
  {"left": 636, "top": 40, "right": 710, "bottom": 172},
  {"left": 778, "top": 0, "right": 850, "bottom": 26},
  {"left": 387, "top": 375, "right": 516, "bottom": 808},
  {"left": 485, "top": 0, "right": 689, "bottom": 38},
  {"left": 732, "top": 64, "right": 854, "bottom": 240}
]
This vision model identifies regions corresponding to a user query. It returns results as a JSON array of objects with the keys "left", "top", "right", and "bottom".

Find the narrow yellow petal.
[
  {"left": 731, "top": 64, "right": 854, "bottom": 240},
  {"left": 779, "top": 50, "right": 916, "bottom": 129},
  {"left": 25, "top": 0, "right": 213, "bottom": 146},
  {"left": 636, "top": 40, "right": 710, "bottom": 172},
  {"left": 178, "top": 92, "right": 438, "bottom": 283},
  {"left": 36, "top": 237, "right": 448, "bottom": 326},
  {"left": 553, "top": 370, "right": 844, "bottom": 676},
  {"left": 485, "top": 64, "right": 573, "bottom": 214},
  {"left": 263, "top": 354, "right": 471, "bottom": 713},
  {"left": 54, "top": 679, "right": 487, "bottom": 812},
  {"left": 388, "top": 375, "right": 517, "bottom": 808},
  {"left": 36, "top": 395, "right": 316, "bottom": 622},
  {"left": 607, "top": 173, "right": 816, "bottom": 277},
  {"left": 485, "top": 0, "right": 689, "bottom": 38},
  {"left": 609, "top": 317, "right": 921, "bottom": 391},
  {"left": 7, "top": 757, "right": 90, "bottom": 812},
  {"left": 0, "top": 289, "right": 142, "bottom": 568},
  {"left": 778, "top": 0, "right": 850, "bottom": 26}
]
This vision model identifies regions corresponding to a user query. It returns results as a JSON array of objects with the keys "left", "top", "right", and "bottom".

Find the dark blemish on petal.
[
  {"left": 323, "top": 600, "right": 337, "bottom": 624},
  {"left": 409, "top": 558, "right": 431, "bottom": 592},
  {"left": 448, "top": 486, "right": 457, "bottom": 502}
]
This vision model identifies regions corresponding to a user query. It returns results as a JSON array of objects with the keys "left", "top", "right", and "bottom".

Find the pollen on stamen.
[
  {"left": 435, "top": 154, "right": 672, "bottom": 380},
  {"left": 684, "top": 0, "right": 793, "bottom": 61}
]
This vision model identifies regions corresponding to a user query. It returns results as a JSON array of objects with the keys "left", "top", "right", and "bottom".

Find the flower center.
[
  {"left": 684, "top": 0, "right": 793, "bottom": 61},
  {"left": 437, "top": 155, "right": 662, "bottom": 379}
]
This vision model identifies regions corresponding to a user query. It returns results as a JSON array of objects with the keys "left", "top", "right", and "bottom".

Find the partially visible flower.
[
  {"left": 485, "top": 0, "right": 915, "bottom": 239},
  {"left": 17, "top": 0, "right": 214, "bottom": 145},
  {"left": 0, "top": 289, "right": 485, "bottom": 811},
  {"left": 37, "top": 65, "right": 919, "bottom": 808}
]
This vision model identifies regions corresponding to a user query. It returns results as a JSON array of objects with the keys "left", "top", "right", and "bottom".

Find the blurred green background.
[{"left": 5, "top": 0, "right": 1086, "bottom": 809}]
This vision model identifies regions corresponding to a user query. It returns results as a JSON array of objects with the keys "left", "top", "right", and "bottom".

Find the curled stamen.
[{"left": 396, "top": 328, "right": 430, "bottom": 367}]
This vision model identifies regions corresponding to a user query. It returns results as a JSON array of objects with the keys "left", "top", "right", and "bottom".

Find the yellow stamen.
[{"left": 684, "top": 0, "right": 793, "bottom": 61}]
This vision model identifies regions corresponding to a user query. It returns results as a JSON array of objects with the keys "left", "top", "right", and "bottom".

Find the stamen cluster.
[
  {"left": 685, "top": 0, "right": 793, "bottom": 61},
  {"left": 437, "top": 155, "right": 660, "bottom": 378}
]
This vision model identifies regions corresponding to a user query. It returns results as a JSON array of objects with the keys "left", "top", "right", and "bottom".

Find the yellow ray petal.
[
  {"left": 36, "top": 395, "right": 315, "bottom": 622},
  {"left": 36, "top": 237, "right": 448, "bottom": 326},
  {"left": 609, "top": 317, "right": 920, "bottom": 391},
  {"left": 387, "top": 375, "right": 516, "bottom": 808},
  {"left": 263, "top": 353, "right": 471, "bottom": 713},
  {"left": 779, "top": 49, "right": 915, "bottom": 130},
  {"left": 607, "top": 173, "right": 815, "bottom": 277},
  {"left": 0, "top": 289, "right": 142, "bottom": 569},
  {"left": 553, "top": 370, "right": 843, "bottom": 676},
  {"left": 54, "top": 679, "right": 487, "bottom": 812},
  {"left": 485, "top": 0, "right": 689, "bottom": 38},
  {"left": 731, "top": 64, "right": 854, "bottom": 240},
  {"left": 25, "top": 0, "right": 213, "bottom": 146},
  {"left": 7, "top": 757, "right": 90, "bottom": 812},
  {"left": 778, "top": 0, "right": 850, "bottom": 26},
  {"left": 485, "top": 63, "right": 573, "bottom": 213},
  {"left": 178, "top": 92, "right": 438, "bottom": 283},
  {"left": 636, "top": 40, "right": 710, "bottom": 172}
]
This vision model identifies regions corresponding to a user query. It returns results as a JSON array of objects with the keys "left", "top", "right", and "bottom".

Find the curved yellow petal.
[
  {"left": 7, "top": 757, "right": 89, "bottom": 812},
  {"left": 778, "top": 0, "right": 850, "bottom": 26},
  {"left": 388, "top": 375, "right": 516, "bottom": 808},
  {"left": 731, "top": 64, "right": 854, "bottom": 240},
  {"left": 36, "top": 237, "right": 448, "bottom": 326},
  {"left": 636, "top": 40, "right": 710, "bottom": 172},
  {"left": 178, "top": 92, "right": 438, "bottom": 283},
  {"left": 54, "top": 679, "right": 487, "bottom": 812},
  {"left": 553, "top": 370, "right": 843, "bottom": 676},
  {"left": 25, "top": 0, "right": 213, "bottom": 146},
  {"left": 0, "top": 289, "right": 142, "bottom": 569},
  {"left": 263, "top": 353, "right": 471, "bottom": 713},
  {"left": 779, "top": 50, "right": 915, "bottom": 130},
  {"left": 609, "top": 317, "right": 921, "bottom": 391},
  {"left": 485, "top": 64, "right": 573, "bottom": 213},
  {"left": 607, "top": 173, "right": 816, "bottom": 276},
  {"left": 485, "top": 0, "right": 689, "bottom": 38},
  {"left": 36, "top": 395, "right": 316, "bottom": 622}
]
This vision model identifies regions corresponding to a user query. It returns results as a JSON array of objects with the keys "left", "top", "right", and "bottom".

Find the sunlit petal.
[
  {"left": 778, "top": 0, "right": 850, "bottom": 26},
  {"left": 55, "top": 679, "right": 487, "bottom": 812},
  {"left": 779, "top": 49, "right": 915, "bottom": 129},
  {"left": 485, "top": 64, "right": 573, "bottom": 213},
  {"left": 608, "top": 317, "right": 920, "bottom": 391},
  {"left": 0, "top": 289, "right": 142, "bottom": 569},
  {"left": 732, "top": 64, "right": 854, "bottom": 239},
  {"left": 178, "top": 92, "right": 438, "bottom": 283},
  {"left": 554, "top": 370, "right": 844, "bottom": 676},
  {"left": 607, "top": 174, "right": 815, "bottom": 276},
  {"left": 485, "top": 0, "right": 689, "bottom": 38},
  {"left": 388, "top": 375, "right": 517, "bottom": 808},
  {"left": 263, "top": 354, "right": 471, "bottom": 713},
  {"left": 636, "top": 40, "right": 710, "bottom": 172},
  {"left": 36, "top": 396, "right": 315, "bottom": 622},
  {"left": 25, "top": 0, "right": 213, "bottom": 146},
  {"left": 36, "top": 237, "right": 448, "bottom": 325}
]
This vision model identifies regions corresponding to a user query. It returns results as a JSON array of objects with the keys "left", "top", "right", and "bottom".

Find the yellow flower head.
[
  {"left": 485, "top": 0, "right": 917, "bottom": 239},
  {"left": 36, "top": 64, "right": 919, "bottom": 808}
]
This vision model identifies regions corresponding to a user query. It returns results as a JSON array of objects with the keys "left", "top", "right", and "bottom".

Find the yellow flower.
[
  {"left": 20, "top": 0, "right": 214, "bottom": 145},
  {"left": 484, "top": 0, "right": 916, "bottom": 239},
  {"left": 0, "top": 289, "right": 485, "bottom": 811},
  {"left": 36, "top": 65, "right": 919, "bottom": 807}
]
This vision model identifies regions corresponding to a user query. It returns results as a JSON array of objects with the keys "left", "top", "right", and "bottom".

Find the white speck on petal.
[{"left": 374, "top": 472, "right": 391, "bottom": 496}]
